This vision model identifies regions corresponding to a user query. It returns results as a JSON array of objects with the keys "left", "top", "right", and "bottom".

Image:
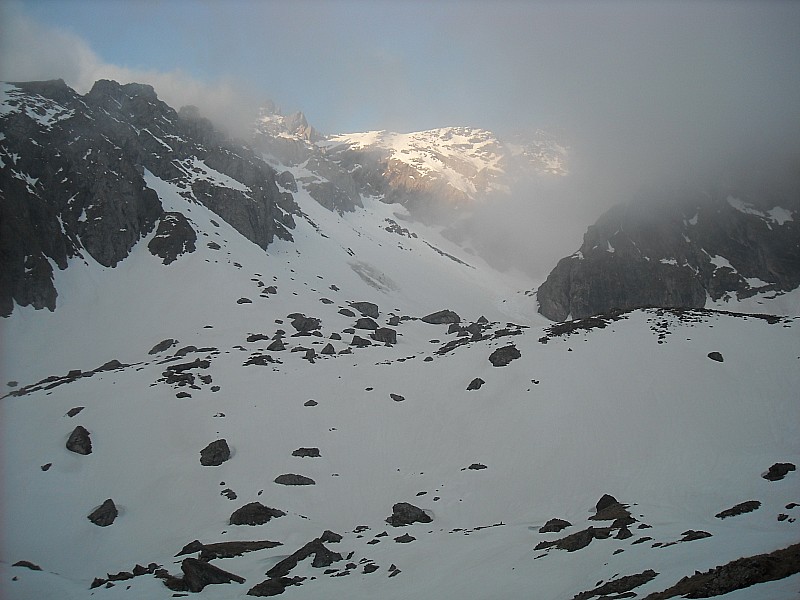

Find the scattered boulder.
[
  {"left": 707, "top": 351, "right": 724, "bottom": 362},
  {"left": 467, "top": 463, "right": 487, "bottom": 470},
  {"left": 394, "top": 533, "right": 415, "bottom": 543},
  {"left": 248, "top": 576, "right": 305, "bottom": 596},
  {"left": 488, "top": 345, "right": 521, "bottom": 367},
  {"left": 12, "top": 560, "right": 42, "bottom": 571},
  {"left": 88, "top": 499, "right": 118, "bottom": 527},
  {"left": 179, "top": 557, "right": 245, "bottom": 592},
  {"left": 292, "top": 447, "right": 321, "bottom": 458},
  {"left": 572, "top": 569, "right": 658, "bottom": 600},
  {"left": 539, "top": 518, "right": 571, "bottom": 533},
  {"left": 66, "top": 406, "right": 84, "bottom": 418},
  {"left": 147, "top": 211, "right": 197, "bottom": 265},
  {"left": 372, "top": 327, "right": 397, "bottom": 344},
  {"left": 275, "top": 474, "right": 316, "bottom": 486},
  {"left": 763, "top": 462, "right": 796, "bottom": 481},
  {"left": 229, "top": 502, "right": 286, "bottom": 526},
  {"left": 149, "top": 338, "right": 177, "bottom": 354},
  {"left": 390, "top": 393, "right": 405, "bottom": 402},
  {"left": 386, "top": 502, "right": 432, "bottom": 526},
  {"left": 200, "top": 439, "right": 231, "bottom": 466},
  {"left": 595, "top": 494, "right": 619, "bottom": 512},
  {"left": 421, "top": 309, "right": 460, "bottom": 324},
  {"left": 66, "top": 425, "right": 92, "bottom": 455},
  {"left": 355, "top": 317, "right": 379, "bottom": 330},
  {"left": 321, "top": 343, "right": 336, "bottom": 355},
  {"left": 536, "top": 526, "right": 611, "bottom": 552},
  {"left": 196, "top": 540, "right": 282, "bottom": 561},
  {"left": 267, "top": 339, "right": 285, "bottom": 351},
  {"left": 350, "top": 302, "right": 379, "bottom": 318},
  {"left": 715, "top": 500, "right": 761, "bottom": 519},
  {"left": 304, "top": 399, "right": 318, "bottom": 407},
  {"left": 290, "top": 315, "right": 321, "bottom": 332},
  {"left": 237, "top": 297, "right": 252, "bottom": 304},
  {"left": 467, "top": 377, "right": 485, "bottom": 390},
  {"left": 351, "top": 335, "right": 371, "bottom": 347}
]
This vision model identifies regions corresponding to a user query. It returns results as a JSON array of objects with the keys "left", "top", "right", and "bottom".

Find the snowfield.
[{"left": 1, "top": 169, "right": 799, "bottom": 599}]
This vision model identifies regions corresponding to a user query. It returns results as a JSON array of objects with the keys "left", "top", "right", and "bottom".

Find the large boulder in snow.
[
  {"left": 421, "top": 309, "right": 461, "bottom": 324},
  {"left": 386, "top": 502, "right": 432, "bottom": 527},
  {"left": 488, "top": 344, "right": 521, "bottom": 367},
  {"left": 88, "top": 499, "right": 118, "bottom": 526},
  {"left": 66, "top": 425, "right": 92, "bottom": 455},
  {"left": 229, "top": 502, "right": 286, "bottom": 525},
  {"left": 200, "top": 439, "right": 231, "bottom": 466}
]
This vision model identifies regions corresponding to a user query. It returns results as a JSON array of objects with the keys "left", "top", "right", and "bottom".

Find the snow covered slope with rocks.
[{"left": 2, "top": 80, "right": 800, "bottom": 600}]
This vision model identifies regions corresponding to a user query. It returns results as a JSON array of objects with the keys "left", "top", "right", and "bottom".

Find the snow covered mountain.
[
  {"left": 254, "top": 103, "right": 567, "bottom": 219},
  {"left": 1, "top": 80, "right": 800, "bottom": 600}
]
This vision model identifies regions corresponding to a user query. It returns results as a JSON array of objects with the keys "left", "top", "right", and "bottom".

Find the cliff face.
[
  {"left": 537, "top": 187, "right": 800, "bottom": 321},
  {"left": 0, "top": 79, "right": 297, "bottom": 316}
]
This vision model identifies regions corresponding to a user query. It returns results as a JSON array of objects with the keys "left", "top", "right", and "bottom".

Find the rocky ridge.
[
  {"left": 0, "top": 79, "right": 298, "bottom": 316},
  {"left": 537, "top": 186, "right": 800, "bottom": 320}
]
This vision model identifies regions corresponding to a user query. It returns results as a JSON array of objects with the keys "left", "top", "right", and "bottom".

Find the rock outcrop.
[
  {"left": 0, "top": 79, "right": 297, "bottom": 316},
  {"left": 537, "top": 185, "right": 799, "bottom": 321}
]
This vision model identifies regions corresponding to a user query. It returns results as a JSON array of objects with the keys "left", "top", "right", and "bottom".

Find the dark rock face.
[
  {"left": 66, "top": 425, "right": 92, "bottom": 455},
  {"left": 489, "top": 345, "right": 521, "bottom": 367},
  {"left": 147, "top": 212, "right": 197, "bottom": 264},
  {"left": 386, "top": 502, "right": 432, "bottom": 526},
  {"left": 274, "top": 474, "right": 315, "bottom": 486},
  {"left": 421, "top": 309, "right": 461, "bottom": 324},
  {"left": 200, "top": 439, "right": 231, "bottom": 466},
  {"left": 644, "top": 542, "right": 800, "bottom": 599},
  {"left": 537, "top": 188, "right": 800, "bottom": 321},
  {"left": 763, "top": 462, "right": 795, "bottom": 481},
  {"left": 0, "top": 79, "right": 297, "bottom": 316},
  {"left": 229, "top": 502, "right": 286, "bottom": 525},
  {"left": 539, "top": 518, "right": 572, "bottom": 533},
  {"left": 88, "top": 499, "right": 118, "bottom": 526}
]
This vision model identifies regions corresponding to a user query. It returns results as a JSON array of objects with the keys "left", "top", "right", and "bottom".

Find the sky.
[{"left": 1, "top": 0, "right": 799, "bottom": 218}]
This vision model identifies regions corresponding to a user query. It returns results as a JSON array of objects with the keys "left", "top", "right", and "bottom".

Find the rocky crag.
[
  {"left": 537, "top": 185, "right": 800, "bottom": 321},
  {"left": 0, "top": 79, "right": 298, "bottom": 316}
]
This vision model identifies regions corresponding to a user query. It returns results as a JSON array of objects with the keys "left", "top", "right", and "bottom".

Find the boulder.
[
  {"left": 275, "top": 474, "right": 316, "bottom": 486},
  {"left": 421, "top": 309, "right": 460, "bottom": 324},
  {"left": 66, "top": 425, "right": 92, "bottom": 455},
  {"left": 180, "top": 557, "right": 245, "bottom": 592},
  {"left": 386, "top": 502, "right": 432, "bottom": 527},
  {"left": 372, "top": 327, "right": 397, "bottom": 344},
  {"left": 200, "top": 439, "right": 231, "bottom": 466},
  {"left": 488, "top": 345, "right": 521, "bottom": 367},
  {"left": 355, "top": 317, "right": 379, "bottom": 330},
  {"left": 292, "top": 447, "right": 321, "bottom": 458},
  {"left": 763, "top": 462, "right": 795, "bottom": 481},
  {"left": 350, "top": 301, "right": 379, "bottom": 318},
  {"left": 467, "top": 377, "right": 485, "bottom": 390},
  {"left": 229, "top": 502, "right": 285, "bottom": 525},
  {"left": 707, "top": 351, "right": 724, "bottom": 362},
  {"left": 88, "top": 499, "right": 118, "bottom": 527}
]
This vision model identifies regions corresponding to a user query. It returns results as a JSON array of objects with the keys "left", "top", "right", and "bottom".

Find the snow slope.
[{"left": 1, "top": 168, "right": 799, "bottom": 600}]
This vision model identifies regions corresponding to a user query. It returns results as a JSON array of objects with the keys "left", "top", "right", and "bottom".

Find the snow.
[
  {"left": 727, "top": 196, "right": 795, "bottom": 226},
  {"left": 1, "top": 166, "right": 799, "bottom": 600},
  {"left": 175, "top": 157, "right": 251, "bottom": 194}
]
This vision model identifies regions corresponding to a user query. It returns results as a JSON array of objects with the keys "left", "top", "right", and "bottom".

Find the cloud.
[{"left": 0, "top": 4, "right": 259, "bottom": 137}]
